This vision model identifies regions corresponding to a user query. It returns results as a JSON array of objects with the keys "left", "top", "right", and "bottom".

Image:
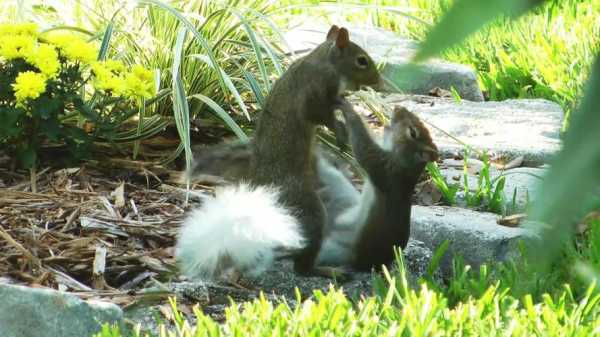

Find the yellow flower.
[
  {"left": 0, "top": 34, "right": 35, "bottom": 60},
  {"left": 131, "top": 64, "right": 153, "bottom": 82},
  {"left": 123, "top": 65, "right": 155, "bottom": 100},
  {"left": 44, "top": 32, "right": 72, "bottom": 49},
  {"left": 0, "top": 22, "right": 39, "bottom": 38},
  {"left": 12, "top": 71, "right": 47, "bottom": 104},
  {"left": 45, "top": 32, "right": 97, "bottom": 64},
  {"left": 91, "top": 61, "right": 154, "bottom": 100},
  {"left": 91, "top": 61, "right": 126, "bottom": 95},
  {"left": 103, "top": 59, "right": 126, "bottom": 73},
  {"left": 26, "top": 44, "right": 60, "bottom": 78},
  {"left": 62, "top": 39, "right": 97, "bottom": 64}
]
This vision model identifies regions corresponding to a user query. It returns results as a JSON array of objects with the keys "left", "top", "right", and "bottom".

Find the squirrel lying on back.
[
  {"left": 177, "top": 25, "right": 381, "bottom": 281},
  {"left": 316, "top": 105, "right": 438, "bottom": 270}
]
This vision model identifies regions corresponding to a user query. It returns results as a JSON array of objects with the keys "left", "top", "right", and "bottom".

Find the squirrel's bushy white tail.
[{"left": 176, "top": 183, "right": 305, "bottom": 281}]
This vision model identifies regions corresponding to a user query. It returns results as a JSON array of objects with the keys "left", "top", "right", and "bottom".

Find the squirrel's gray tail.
[
  {"left": 176, "top": 183, "right": 305, "bottom": 281},
  {"left": 186, "top": 141, "right": 252, "bottom": 182}
]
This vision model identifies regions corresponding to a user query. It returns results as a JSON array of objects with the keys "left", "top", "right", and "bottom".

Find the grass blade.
[
  {"left": 190, "top": 54, "right": 251, "bottom": 121},
  {"left": 138, "top": 0, "right": 228, "bottom": 97},
  {"left": 171, "top": 27, "right": 192, "bottom": 168},
  {"left": 227, "top": 7, "right": 272, "bottom": 92},
  {"left": 97, "top": 21, "right": 114, "bottom": 61},
  {"left": 241, "top": 69, "right": 266, "bottom": 109},
  {"left": 132, "top": 98, "right": 145, "bottom": 159},
  {"left": 189, "top": 94, "right": 248, "bottom": 143}
]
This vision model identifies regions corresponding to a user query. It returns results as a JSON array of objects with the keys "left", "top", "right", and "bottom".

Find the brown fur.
[
  {"left": 338, "top": 105, "right": 438, "bottom": 270},
  {"left": 190, "top": 25, "right": 381, "bottom": 275}
]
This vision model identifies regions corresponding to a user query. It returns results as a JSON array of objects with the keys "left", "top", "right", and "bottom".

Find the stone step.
[
  {"left": 410, "top": 205, "right": 538, "bottom": 277},
  {"left": 284, "top": 25, "right": 484, "bottom": 101},
  {"left": 384, "top": 94, "right": 564, "bottom": 164}
]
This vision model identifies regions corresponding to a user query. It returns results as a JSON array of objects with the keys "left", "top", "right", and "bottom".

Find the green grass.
[
  {"left": 409, "top": 0, "right": 597, "bottom": 119},
  {"left": 95, "top": 221, "right": 600, "bottom": 336},
  {"left": 96, "top": 247, "right": 600, "bottom": 337}
]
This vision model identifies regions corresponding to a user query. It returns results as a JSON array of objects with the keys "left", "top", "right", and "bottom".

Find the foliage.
[
  {"left": 426, "top": 161, "right": 459, "bottom": 205},
  {"left": 406, "top": 0, "right": 600, "bottom": 293},
  {"left": 408, "top": 0, "right": 598, "bottom": 118},
  {"left": 526, "top": 53, "right": 600, "bottom": 272},
  {"left": 96, "top": 254, "right": 600, "bottom": 337},
  {"left": 1, "top": 0, "right": 288, "bottom": 164},
  {"left": 426, "top": 153, "right": 508, "bottom": 214},
  {"left": 462, "top": 153, "right": 507, "bottom": 214},
  {"left": 0, "top": 22, "right": 155, "bottom": 168}
]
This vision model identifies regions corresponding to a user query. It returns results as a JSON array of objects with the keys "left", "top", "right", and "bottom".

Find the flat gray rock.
[
  {"left": 410, "top": 205, "right": 538, "bottom": 277},
  {"left": 385, "top": 95, "right": 564, "bottom": 164},
  {"left": 0, "top": 283, "right": 123, "bottom": 337},
  {"left": 284, "top": 25, "right": 484, "bottom": 101}
]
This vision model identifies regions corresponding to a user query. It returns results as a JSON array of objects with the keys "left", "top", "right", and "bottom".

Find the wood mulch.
[{"left": 0, "top": 157, "right": 214, "bottom": 307}]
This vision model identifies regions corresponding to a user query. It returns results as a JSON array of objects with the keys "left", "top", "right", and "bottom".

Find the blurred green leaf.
[
  {"left": 414, "top": 0, "right": 544, "bottom": 61},
  {"left": 527, "top": 55, "right": 600, "bottom": 263}
]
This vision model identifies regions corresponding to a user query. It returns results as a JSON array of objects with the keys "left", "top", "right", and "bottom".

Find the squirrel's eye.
[
  {"left": 356, "top": 55, "right": 369, "bottom": 68},
  {"left": 407, "top": 126, "right": 418, "bottom": 139}
]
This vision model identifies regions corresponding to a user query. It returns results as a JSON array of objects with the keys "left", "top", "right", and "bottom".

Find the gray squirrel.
[
  {"left": 316, "top": 105, "right": 438, "bottom": 270},
  {"left": 176, "top": 25, "right": 381, "bottom": 281}
]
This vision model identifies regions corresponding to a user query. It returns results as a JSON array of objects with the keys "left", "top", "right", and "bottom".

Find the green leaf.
[
  {"left": 226, "top": 8, "right": 273, "bottom": 92},
  {"left": 190, "top": 93, "right": 248, "bottom": 143},
  {"left": 490, "top": 176, "right": 506, "bottom": 214},
  {"left": 39, "top": 118, "right": 62, "bottom": 142},
  {"left": 427, "top": 240, "right": 450, "bottom": 279},
  {"left": 0, "top": 107, "right": 23, "bottom": 139},
  {"left": 190, "top": 54, "right": 251, "bottom": 121},
  {"left": 527, "top": 55, "right": 600, "bottom": 264},
  {"left": 132, "top": 98, "right": 145, "bottom": 160},
  {"left": 17, "top": 145, "right": 37, "bottom": 169},
  {"left": 98, "top": 21, "right": 114, "bottom": 61},
  {"left": 31, "top": 96, "right": 61, "bottom": 119},
  {"left": 73, "top": 97, "right": 98, "bottom": 122},
  {"left": 242, "top": 69, "right": 266, "bottom": 109},
  {"left": 414, "top": 0, "right": 544, "bottom": 62},
  {"left": 139, "top": 0, "right": 228, "bottom": 99},
  {"left": 171, "top": 27, "right": 193, "bottom": 168}
]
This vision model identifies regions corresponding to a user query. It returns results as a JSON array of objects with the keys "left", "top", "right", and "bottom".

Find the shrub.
[{"left": 0, "top": 22, "right": 155, "bottom": 169}]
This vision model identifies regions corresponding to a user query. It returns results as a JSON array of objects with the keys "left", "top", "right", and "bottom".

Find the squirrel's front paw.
[
  {"left": 333, "top": 108, "right": 346, "bottom": 123},
  {"left": 333, "top": 97, "right": 356, "bottom": 116}
]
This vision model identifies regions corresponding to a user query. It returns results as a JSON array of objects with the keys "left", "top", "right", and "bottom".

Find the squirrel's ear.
[
  {"left": 326, "top": 25, "right": 340, "bottom": 41},
  {"left": 336, "top": 28, "right": 349, "bottom": 49},
  {"left": 392, "top": 106, "right": 411, "bottom": 122}
]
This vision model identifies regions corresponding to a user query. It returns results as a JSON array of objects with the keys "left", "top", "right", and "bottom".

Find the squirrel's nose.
[
  {"left": 422, "top": 145, "right": 439, "bottom": 162},
  {"left": 368, "top": 75, "right": 386, "bottom": 92}
]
